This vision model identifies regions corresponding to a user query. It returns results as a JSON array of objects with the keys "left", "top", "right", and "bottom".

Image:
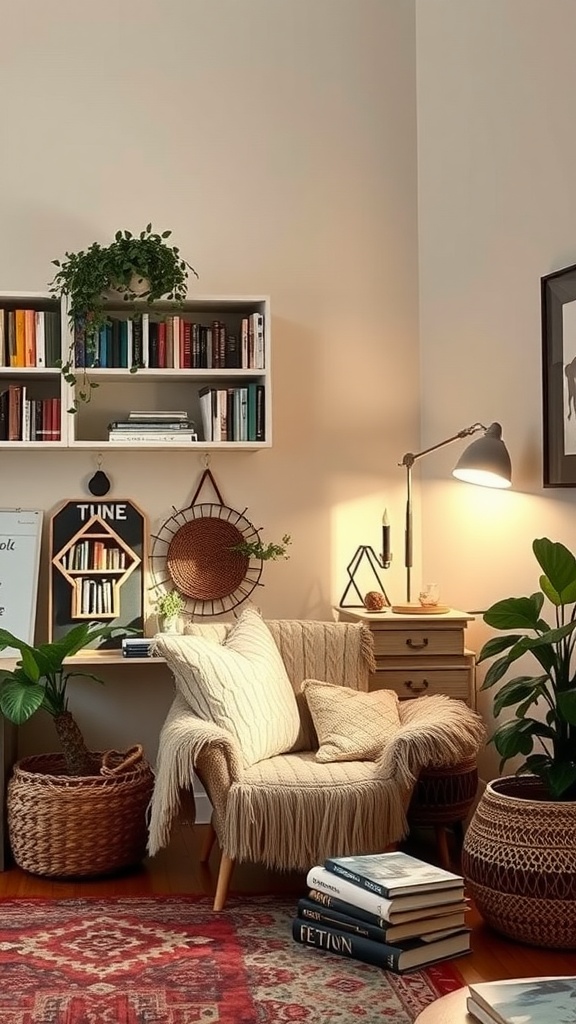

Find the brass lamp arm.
[{"left": 400, "top": 423, "right": 487, "bottom": 470}]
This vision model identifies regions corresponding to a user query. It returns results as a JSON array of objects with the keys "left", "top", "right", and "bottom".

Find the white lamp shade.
[{"left": 452, "top": 422, "right": 512, "bottom": 489}]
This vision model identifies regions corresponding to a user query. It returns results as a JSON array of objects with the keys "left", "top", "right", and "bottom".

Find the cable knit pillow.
[
  {"left": 302, "top": 678, "right": 402, "bottom": 763},
  {"left": 154, "top": 608, "right": 301, "bottom": 767}
]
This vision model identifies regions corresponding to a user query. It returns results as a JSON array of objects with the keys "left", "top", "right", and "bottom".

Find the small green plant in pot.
[
  {"left": 155, "top": 589, "right": 186, "bottom": 632},
  {"left": 0, "top": 621, "right": 130, "bottom": 776},
  {"left": 49, "top": 224, "right": 198, "bottom": 408},
  {"left": 478, "top": 536, "right": 576, "bottom": 800}
]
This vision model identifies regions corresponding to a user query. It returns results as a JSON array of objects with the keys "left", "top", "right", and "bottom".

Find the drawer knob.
[
  {"left": 406, "top": 637, "right": 429, "bottom": 649},
  {"left": 404, "top": 678, "right": 429, "bottom": 694}
]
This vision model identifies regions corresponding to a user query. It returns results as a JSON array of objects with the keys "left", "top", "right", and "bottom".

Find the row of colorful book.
[
  {"left": 292, "top": 851, "right": 471, "bottom": 973},
  {"left": 0, "top": 387, "right": 61, "bottom": 442},
  {"left": 74, "top": 312, "right": 265, "bottom": 371},
  {"left": 0, "top": 308, "right": 61, "bottom": 368},
  {"left": 199, "top": 384, "right": 265, "bottom": 442}
]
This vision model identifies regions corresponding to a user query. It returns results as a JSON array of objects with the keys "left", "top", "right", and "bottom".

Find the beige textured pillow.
[
  {"left": 302, "top": 679, "right": 401, "bottom": 763},
  {"left": 155, "top": 608, "right": 301, "bottom": 767}
]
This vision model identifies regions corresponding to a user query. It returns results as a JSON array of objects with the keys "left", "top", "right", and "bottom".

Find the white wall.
[
  {"left": 0, "top": 0, "right": 420, "bottom": 759},
  {"left": 416, "top": 0, "right": 576, "bottom": 776}
]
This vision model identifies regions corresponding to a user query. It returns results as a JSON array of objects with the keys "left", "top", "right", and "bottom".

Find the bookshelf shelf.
[{"left": 0, "top": 292, "right": 271, "bottom": 450}]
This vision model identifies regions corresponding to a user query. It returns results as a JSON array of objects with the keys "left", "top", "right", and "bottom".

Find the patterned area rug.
[{"left": 0, "top": 895, "right": 465, "bottom": 1023}]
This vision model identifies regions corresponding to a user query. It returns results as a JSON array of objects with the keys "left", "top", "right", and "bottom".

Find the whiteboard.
[{"left": 0, "top": 509, "right": 43, "bottom": 658}]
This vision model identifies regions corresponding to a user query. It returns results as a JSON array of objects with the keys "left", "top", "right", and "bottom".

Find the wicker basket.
[
  {"left": 462, "top": 776, "right": 576, "bottom": 948},
  {"left": 7, "top": 746, "right": 155, "bottom": 878}
]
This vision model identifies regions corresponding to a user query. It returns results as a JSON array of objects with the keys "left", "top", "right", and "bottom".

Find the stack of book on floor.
[
  {"left": 292, "top": 851, "right": 471, "bottom": 973},
  {"left": 466, "top": 976, "right": 576, "bottom": 1024},
  {"left": 108, "top": 410, "right": 198, "bottom": 443},
  {"left": 121, "top": 637, "right": 156, "bottom": 659}
]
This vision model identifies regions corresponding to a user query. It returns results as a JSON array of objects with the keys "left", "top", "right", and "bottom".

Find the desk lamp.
[{"left": 400, "top": 422, "right": 512, "bottom": 603}]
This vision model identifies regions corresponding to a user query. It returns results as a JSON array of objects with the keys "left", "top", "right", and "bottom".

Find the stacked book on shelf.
[
  {"left": 108, "top": 410, "right": 198, "bottom": 444},
  {"left": 466, "top": 975, "right": 576, "bottom": 1024},
  {"left": 292, "top": 851, "right": 471, "bottom": 973},
  {"left": 121, "top": 637, "right": 156, "bottom": 659}
]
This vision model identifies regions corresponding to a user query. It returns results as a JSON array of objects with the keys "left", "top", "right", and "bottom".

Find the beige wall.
[
  {"left": 416, "top": 0, "right": 576, "bottom": 776},
  {"left": 0, "top": 0, "right": 420, "bottom": 759}
]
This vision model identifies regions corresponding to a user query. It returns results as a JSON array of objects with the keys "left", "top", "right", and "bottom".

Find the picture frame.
[{"left": 541, "top": 261, "right": 576, "bottom": 486}]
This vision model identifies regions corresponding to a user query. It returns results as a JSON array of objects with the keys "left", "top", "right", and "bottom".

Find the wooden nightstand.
[{"left": 336, "top": 606, "right": 476, "bottom": 708}]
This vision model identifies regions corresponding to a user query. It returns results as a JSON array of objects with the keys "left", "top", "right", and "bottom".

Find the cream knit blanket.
[{"left": 148, "top": 689, "right": 485, "bottom": 865}]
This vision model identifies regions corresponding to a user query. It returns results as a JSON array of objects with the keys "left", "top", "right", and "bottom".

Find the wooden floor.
[{"left": 1, "top": 820, "right": 574, "bottom": 985}]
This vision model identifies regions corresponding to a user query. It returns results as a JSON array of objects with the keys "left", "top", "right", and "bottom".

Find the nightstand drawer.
[
  {"left": 371, "top": 628, "right": 464, "bottom": 657},
  {"left": 369, "top": 667, "right": 473, "bottom": 702}
]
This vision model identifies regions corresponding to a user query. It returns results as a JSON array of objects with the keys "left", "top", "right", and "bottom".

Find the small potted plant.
[
  {"left": 155, "top": 589, "right": 186, "bottom": 633},
  {"left": 49, "top": 224, "right": 198, "bottom": 406},
  {"left": 0, "top": 621, "right": 154, "bottom": 877}
]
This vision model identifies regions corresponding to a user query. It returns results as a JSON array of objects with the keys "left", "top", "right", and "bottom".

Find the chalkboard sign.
[{"left": 0, "top": 509, "right": 43, "bottom": 658}]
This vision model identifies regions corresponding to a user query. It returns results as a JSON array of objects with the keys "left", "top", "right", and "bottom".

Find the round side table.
[{"left": 415, "top": 988, "right": 472, "bottom": 1023}]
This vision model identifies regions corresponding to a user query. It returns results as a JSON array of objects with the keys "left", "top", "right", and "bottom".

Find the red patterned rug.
[{"left": 0, "top": 895, "right": 465, "bottom": 1023}]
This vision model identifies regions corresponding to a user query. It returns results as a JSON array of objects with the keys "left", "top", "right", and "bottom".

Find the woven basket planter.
[
  {"left": 462, "top": 775, "right": 576, "bottom": 949},
  {"left": 7, "top": 746, "right": 155, "bottom": 878}
]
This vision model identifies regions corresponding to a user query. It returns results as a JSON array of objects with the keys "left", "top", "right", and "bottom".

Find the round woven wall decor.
[
  {"left": 167, "top": 515, "right": 249, "bottom": 600},
  {"left": 150, "top": 467, "right": 265, "bottom": 617}
]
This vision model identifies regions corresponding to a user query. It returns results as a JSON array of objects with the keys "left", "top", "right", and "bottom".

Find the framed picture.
[{"left": 541, "top": 261, "right": 576, "bottom": 486}]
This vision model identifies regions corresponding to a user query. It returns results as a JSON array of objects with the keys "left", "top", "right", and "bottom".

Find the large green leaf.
[
  {"left": 492, "top": 717, "right": 555, "bottom": 760},
  {"left": 477, "top": 634, "right": 522, "bottom": 664},
  {"left": 533, "top": 537, "right": 576, "bottom": 602},
  {"left": 484, "top": 595, "right": 543, "bottom": 631},
  {"left": 557, "top": 688, "right": 576, "bottom": 724},
  {"left": 0, "top": 678, "right": 45, "bottom": 724},
  {"left": 545, "top": 761, "right": 576, "bottom": 800},
  {"left": 0, "top": 629, "right": 34, "bottom": 656},
  {"left": 481, "top": 655, "right": 515, "bottom": 690},
  {"left": 492, "top": 675, "right": 548, "bottom": 716}
]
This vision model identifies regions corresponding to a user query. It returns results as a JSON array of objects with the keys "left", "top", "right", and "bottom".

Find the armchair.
[{"left": 148, "top": 611, "right": 484, "bottom": 910}]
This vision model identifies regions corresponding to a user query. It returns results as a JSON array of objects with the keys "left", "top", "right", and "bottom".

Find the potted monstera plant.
[
  {"left": 0, "top": 621, "right": 154, "bottom": 877},
  {"left": 49, "top": 224, "right": 198, "bottom": 406},
  {"left": 462, "top": 537, "right": 576, "bottom": 949}
]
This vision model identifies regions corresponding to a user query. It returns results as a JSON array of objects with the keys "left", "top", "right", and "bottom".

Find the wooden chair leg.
[
  {"left": 213, "top": 854, "right": 235, "bottom": 911},
  {"left": 435, "top": 825, "right": 451, "bottom": 870},
  {"left": 200, "top": 822, "right": 217, "bottom": 863}
]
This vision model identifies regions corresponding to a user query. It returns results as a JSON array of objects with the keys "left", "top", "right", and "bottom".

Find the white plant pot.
[
  {"left": 104, "top": 274, "right": 151, "bottom": 302},
  {"left": 160, "top": 614, "right": 181, "bottom": 634}
]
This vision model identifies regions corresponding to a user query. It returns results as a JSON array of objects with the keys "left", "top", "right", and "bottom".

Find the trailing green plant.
[
  {"left": 49, "top": 224, "right": 198, "bottom": 408},
  {"left": 155, "top": 589, "right": 186, "bottom": 620},
  {"left": 231, "top": 534, "right": 292, "bottom": 561},
  {"left": 0, "top": 622, "right": 131, "bottom": 777},
  {"left": 478, "top": 537, "right": 576, "bottom": 800}
]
